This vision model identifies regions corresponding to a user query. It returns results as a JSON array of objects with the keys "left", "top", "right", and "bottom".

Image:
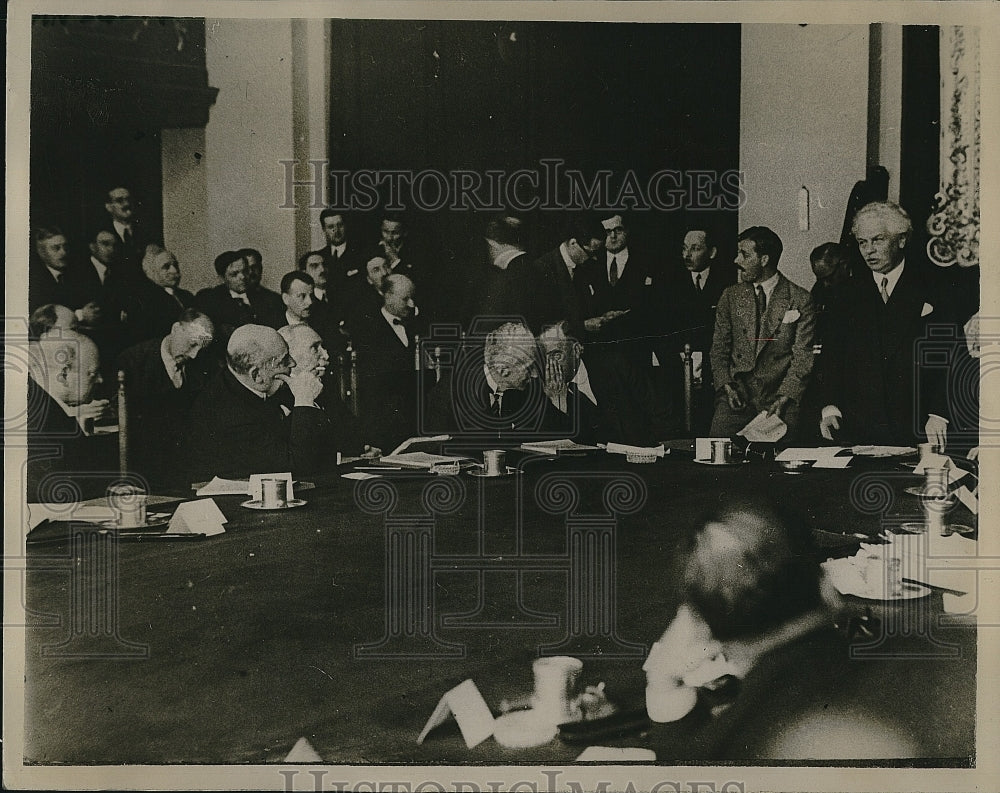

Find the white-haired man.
[
  {"left": 818, "top": 202, "right": 950, "bottom": 447},
  {"left": 184, "top": 324, "right": 327, "bottom": 481},
  {"left": 125, "top": 244, "right": 196, "bottom": 344}
]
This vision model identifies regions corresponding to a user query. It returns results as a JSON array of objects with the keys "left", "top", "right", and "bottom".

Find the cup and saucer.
[
  {"left": 468, "top": 449, "right": 520, "bottom": 478},
  {"left": 693, "top": 439, "right": 746, "bottom": 466}
]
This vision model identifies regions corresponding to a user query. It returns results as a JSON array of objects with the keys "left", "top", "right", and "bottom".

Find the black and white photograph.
[{"left": 4, "top": 1, "right": 997, "bottom": 790}]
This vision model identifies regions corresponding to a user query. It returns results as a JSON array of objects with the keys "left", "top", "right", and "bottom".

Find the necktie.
[
  {"left": 55, "top": 272, "right": 64, "bottom": 285},
  {"left": 694, "top": 273, "right": 702, "bottom": 291},
  {"left": 755, "top": 285, "right": 766, "bottom": 339},
  {"left": 490, "top": 390, "right": 502, "bottom": 416},
  {"left": 880, "top": 276, "right": 890, "bottom": 304},
  {"left": 123, "top": 226, "right": 133, "bottom": 246},
  {"left": 173, "top": 362, "right": 185, "bottom": 389},
  {"left": 392, "top": 317, "right": 408, "bottom": 347},
  {"left": 609, "top": 256, "right": 618, "bottom": 287}
]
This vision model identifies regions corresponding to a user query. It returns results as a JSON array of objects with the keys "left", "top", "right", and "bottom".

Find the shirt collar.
[
  {"left": 45, "top": 265, "right": 64, "bottom": 282},
  {"left": 229, "top": 289, "right": 250, "bottom": 303},
  {"left": 692, "top": 266, "right": 711, "bottom": 285},
  {"left": 872, "top": 260, "right": 905, "bottom": 296},
  {"left": 607, "top": 248, "right": 629, "bottom": 267},
  {"left": 571, "top": 360, "right": 598, "bottom": 406},
  {"left": 113, "top": 219, "right": 131, "bottom": 236},
  {"left": 381, "top": 306, "right": 403, "bottom": 326},
  {"left": 90, "top": 256, "right": 108, "bottom": 282},
  {"left": 558, "top": 242, "right": 577, "bottom": 275},
  {"left": 228, "top": 366, "right": 268, "bottom": 399},
  {"left": 483, "top": 365, "right": 501, "bottom": 394},
  {"left": 492, "top": 246, "right": 524, "bottom": 271},
  {"left": 755, "top": 271, "right": 780, "bottom": 301},
  {"left": 160, "top": 335, "right": 180, "bottom": 374}
]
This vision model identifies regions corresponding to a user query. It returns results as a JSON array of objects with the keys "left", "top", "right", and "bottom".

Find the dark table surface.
[{"left": 23, "top": 446, "right": 977, "bottom": 765}]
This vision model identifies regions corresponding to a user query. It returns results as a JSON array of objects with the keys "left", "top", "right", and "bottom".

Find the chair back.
[
  {"left": 682, "top": 344, "right": 694, "bottom": 435},
  {"left": 117, "top": 369, "right": 129, "bottom": 476}
]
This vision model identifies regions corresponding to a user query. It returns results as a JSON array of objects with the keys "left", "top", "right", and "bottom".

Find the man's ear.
[{"left": 897, "top": 233, "right": 909, "bottom": 251}]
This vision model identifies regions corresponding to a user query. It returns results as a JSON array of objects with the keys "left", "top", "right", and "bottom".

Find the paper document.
[
  {"left": 575, "top": 746, "right": 657, "bottom": 762},
  {"left": 417, "top": 679, "right": 495, "bottom": 749},
  {"left": 737, "top": 411, "right": 787, "bottom": 442},
  {"left": 812, "top": 457, "right": 852, "bottom": 469},
  {"left": 605, "top": 442, "right": 666, "bottom": 457},
  {"left": 380, "top": 452, "right": 467, "bottom": 469},
  {"left": 342, "top": 471, "right": 381, "bottom": 480},
  {"left": 520, "top": 439, "right": 601, "bottom": 453},
  {"left": 775, "top": 447, "right": 848, "bottom": 462},
  {"left": 195, "top": 477, "right": 250, "bottom": 496},
  {"left": 390, "top": 435, "right": 451, "bottom": 455}
]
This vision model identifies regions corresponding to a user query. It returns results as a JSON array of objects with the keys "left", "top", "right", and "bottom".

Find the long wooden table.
[{"left": 23, "top": 448, "right": 977, "bottom": 765}]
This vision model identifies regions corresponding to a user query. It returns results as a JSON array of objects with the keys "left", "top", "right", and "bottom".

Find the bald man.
[
  {"left": 184, "top": 324, "right": 329, "bottom": 481},
  {"left": 26, "top": 330, "right": 115, "bottom": 500}
]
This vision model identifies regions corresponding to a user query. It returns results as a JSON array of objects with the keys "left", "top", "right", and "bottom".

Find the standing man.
[
  {"left": 316, "top": 209, "right": 365, "bottom": 314},
  {"left": 103, "top": 185, "right": 151, "bottom": 281},
  {"left": 818, "top": 202, "right": 950, "bottom": 447},
  {"left": 240, "top": 247, "right": 286, "bottom": 328},
  {"left": 709, "top": 227, "right": 816, "bottom": 437}
]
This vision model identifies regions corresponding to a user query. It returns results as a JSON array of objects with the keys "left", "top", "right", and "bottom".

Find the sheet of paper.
[
  {"left": 737, "top": 410, "right": 787, "bottom": 442},
  {"left": 342, "top": 471, "right": 381, "bottom": 480},
  {"left": 520, "top": 439, "right": 601, "bottom": 453},
  {"left": 812, "top": 457, "right": 852, "bottom": 469},
  {"left": 775, "top": 447, "right": 849, "bottom": 461},
  {"left": 195, "top": 477, "right": 250, "bottom": 496},
  {"left": 416, "top": 679, "right": 495, "bottom": 749},
  {"left": 25, "top": 503, "right": 116, "bottom": 532},
  {"left": 575, "top": 746, "right": 657, "bottom": 762},
  {"left": 850, "top": 445, "right": 917, "bottom": 457},
  {"left": 169, "top": 499, "right": 227, "bottom": 536},
  {"left": 390, "top": 435, "right": 451, "bottom": 455},
  {"left": 248, "top": 472, "right": 294, "bottom": 501},
  {"left": 913, "top": 452, "right": 953, "bottom": 473},
  {"left": 284, "top": 737, "right": 322, "bottom": 762}
]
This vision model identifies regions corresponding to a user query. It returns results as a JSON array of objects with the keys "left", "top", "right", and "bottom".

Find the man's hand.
[
  {"left": 765, "top": 395, "right": 791, "bottom": 418},
  {"left": 583, "top": 316, "right": 605, "bottom": 334},
  {"left": 543, "top": 355, "right": 568, "bottom": 411},
  {"left": 819, "top": 413, "right": 840, "bottom": 441},
  {"left": 278, "top": 371, "right": 324, "bottom": 406},
  {"left": 967, "top": 446, "right": 979, "bottom": 462},
  {"left": 723, "top": 383, "right": 744, "bottom": 411},
  {"left": 361, "top": 445, "right": 382, "bottom": 459},
  {"left": 76, "top": 302, "right": 102, "bottom": 326},
  {"left": 78, "top": 399, "right": 111, "bottom": 424},
  {"left": 925, "top": 415, "right": 948, "bottom": 451}
]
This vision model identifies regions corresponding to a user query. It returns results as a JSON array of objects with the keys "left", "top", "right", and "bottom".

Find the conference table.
[{"left": 22, "top": 443, "right": 977, "bottom": 766}]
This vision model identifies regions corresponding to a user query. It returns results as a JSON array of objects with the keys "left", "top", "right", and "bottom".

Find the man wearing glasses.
[{"left": 184, "top": 324, "right": 328, "bottom": 481}]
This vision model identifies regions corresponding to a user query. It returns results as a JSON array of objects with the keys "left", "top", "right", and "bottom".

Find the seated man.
[
  {"left": 29, "top": 303, "right": 77, "bottom": 339},
  {"left": 423, "top": 320, "right": 548, "bottom": 445},
  {"left": 644, "top": 495, "right": 926, "bottom": 760},
  {"left": 709, "top": 227, "right": 816, "bottom": 438},
  {"left": 539, "top": 320, "right": 673, "bottom": 446},
  {"left": 124, "top": 244, "right": 196, "bottom": 344},
  {"left": 344, "top": 252, "right": 391, "bottom": 327},
  {"left": 26, "top": 330, "right": 115, "bottom": 501},
  {"left": 281, "top": 269, "right": 344, "bottom": 354},
  {"left": 195, "top": 251, "right": 259, "bottom": 341},
  {"left": 183, "top": 324, "right": 328, "bottom": 482},
  {"left": 277, "top": 323, "right": 380, "bottom": 458},
  {"left": 117, "top": 309, "right": 215, "bottom": 486},
  {"left": 240, "top": 247, "right": 286, "bottom": 328}
]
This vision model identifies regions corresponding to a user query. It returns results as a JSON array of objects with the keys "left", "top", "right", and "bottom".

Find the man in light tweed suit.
[{"left": 709, "top": 226, "right": 816, "bottom": 438}]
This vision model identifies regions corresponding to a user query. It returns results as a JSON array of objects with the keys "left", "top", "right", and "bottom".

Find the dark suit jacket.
[
  {"left": 104, "top": 219, "right": 155, "bottom": 286},
  {"left": 710, "top": 273, "right": 816, "bottom": 405},
  {"left": 818, "top": 262, "right": 949, "bottom": 444},
  {"left": 184, "top": 367, "right": 330, "bottom": 482},
  {"left": 460, "top": 251, "right": 538, "bottom": 335},
  {"left": 315, "top": 244, "right": 367, "bottom": 321},
  {"left": 116, "top": 337, "right": 211, "bottom": 486},
  {"left": 657, "top": 262, "right": 738, "bottom": 357},
  {"left": 580, "top": 248, "right": 659, "bottom": 366},
  {"left": 422, "top": 355, "right": 551, "bottom": 445},
  {"left": 549, "top": 354, "right": 676, "bottom": 446},
  {"left": 249, "top": 286, "right": 287, "bottom": 330},
  {"left": 531, "top": 247, "right": 595, "bottom": 339},
  {"left": 123, "top": 279, "right": 195, "bottom": 345},
  {"left": 28, "top": 261, "right": 85, "bottom": 313},
  {"left": 26, "top": 376, "right": 117, "bottom": 501},
  {"left": 195, "top": 284, "right": 275, "bottom": 340},
  {"left": 349, "top": 309, "right": 426, "bottom": 450}
]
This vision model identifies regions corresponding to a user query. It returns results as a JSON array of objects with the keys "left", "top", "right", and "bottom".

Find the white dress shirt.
[
  {"left": 160, "top": 337, "right": 185, "bottom": 389},
  {"left": 90, "top": 256, "right": 108, "bottom": 285},
  {"left": 381, "top": 307, "right": 408, "bottom": 347},
  {"left": 607, "top": 248, "right": 629, "bottom": 283},
  {"left": 872, "top": 261, "right": 905, "bottom": 299},
  {"left": 692, "top": 266, "right": 711, "bottom": 290}
]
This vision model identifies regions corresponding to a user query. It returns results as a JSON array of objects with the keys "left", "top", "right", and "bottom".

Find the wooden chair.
[{"left": 117, "top": 369, "right": 129, "bottom": 476}]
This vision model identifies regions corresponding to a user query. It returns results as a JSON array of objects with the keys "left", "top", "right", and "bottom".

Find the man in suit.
[
  {"left": 184, "top": 324, "right": 328, "bottom": 482},
  {"left": 116, "top": 309, "right": 215, "bottom": 485},
  {"left": 583, "top": 212, "right": 657, "bottom": 369},
  {"left": 531, "top": 215, "right": 607, "bottom": 339},
  {"left": 818, "top": 202, "right": 950, "bottom": 447},
  {"left": 195, "top": 251, "right": 267, "bottom": 341},
  {"left": 29, "top": 303, "right": 77, "bottom": 339},
  {"left": 809, "top": 242, "right": 852, "bottom": 341},
  {"left": 26, "top": 330, "right": 115, "bottom": 501},
  {"left": 344, "top": 253, "right": 391, "bottom": 327},
  {"left": 349, "top": 274, "right": 427, "bottom": 450},
  {"left": 280, "top": 270, "right": 344, "bottom": 354},
  {"left": 539, "top": 320, "right": 672, "bottom": 446},
  {"left": 278, "top": 323, "right": 380, "bottom": 458},
  {"left": 28, "top": 226, "right": 88, "bottom": 313},
  {"left": 241, "top": 247, "right": 286, "bottom": 328},
  {"left": 460, "top": 212, "right": 534, "bottom": 334},
  {"left": 103, "top": 185, "right": 152, "bottom": 283},
  {"left": 709, "top": 226, "right": 816, "bottom": 437},
  {"left": 423, "top": 320, "right": 547, "bottom": 444},
  {"left": 74, "top": 226, "right": 130, "bottom": 384},
  {"left": 655, "top": 223, "right": 738, "bottom": 434},
  {"left": 379, "top": 213, "right": 421, "bottom": 276},
  {"left": 124, "top": 245, "right": 196, "bottom": 344}
]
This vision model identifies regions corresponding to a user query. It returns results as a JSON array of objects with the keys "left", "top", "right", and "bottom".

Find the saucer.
[
  {"left": 240, "top": 498, "right": 308, "bottom": 511},
  {"left": 468, "top": 466, "right": 519, "bottom": 478},
  {"left": 492, "top": 709, "right": 558, "bottom": 748},
  {"left": 97, "top": 514, "right": 171, "bottom": 531},
  {"left": 693, "top": 458, "right": 747, "bottom": 467}
]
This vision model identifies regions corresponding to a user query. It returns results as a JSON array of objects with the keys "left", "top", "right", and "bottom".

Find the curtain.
[{"left": 926, "top": 26, "right": 979, "bottom": 268}]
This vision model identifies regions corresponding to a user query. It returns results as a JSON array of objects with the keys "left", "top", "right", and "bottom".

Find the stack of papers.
[
  {"left": 195, "top": 477, "right": 250, "bottom": 496},
  {"left": 775, "top": 447, "right": 852, "bottom": 469},
  {"left": 520, "top": 439, "right": 601, "bottom": 454},
  {"left": 379, "top": 452, "right": 468, "bottom": 469}
]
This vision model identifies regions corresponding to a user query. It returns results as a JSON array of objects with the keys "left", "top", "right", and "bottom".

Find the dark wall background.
[{"left": 328, "top": 20, "right": 743, "bottom": 268}]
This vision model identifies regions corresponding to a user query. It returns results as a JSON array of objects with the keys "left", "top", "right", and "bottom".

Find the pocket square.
[
  {"left": 644, "top": 276, "right": 653, "bottom": 286},
  {"left": 782, "top": 309, "right": 800, "bottom": 324},
  {"left": 589, "top": 284, "right": 595, "bottom": 296},
  {"left": 921, "top": 302, "right": 934, "bottom": 317}
]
